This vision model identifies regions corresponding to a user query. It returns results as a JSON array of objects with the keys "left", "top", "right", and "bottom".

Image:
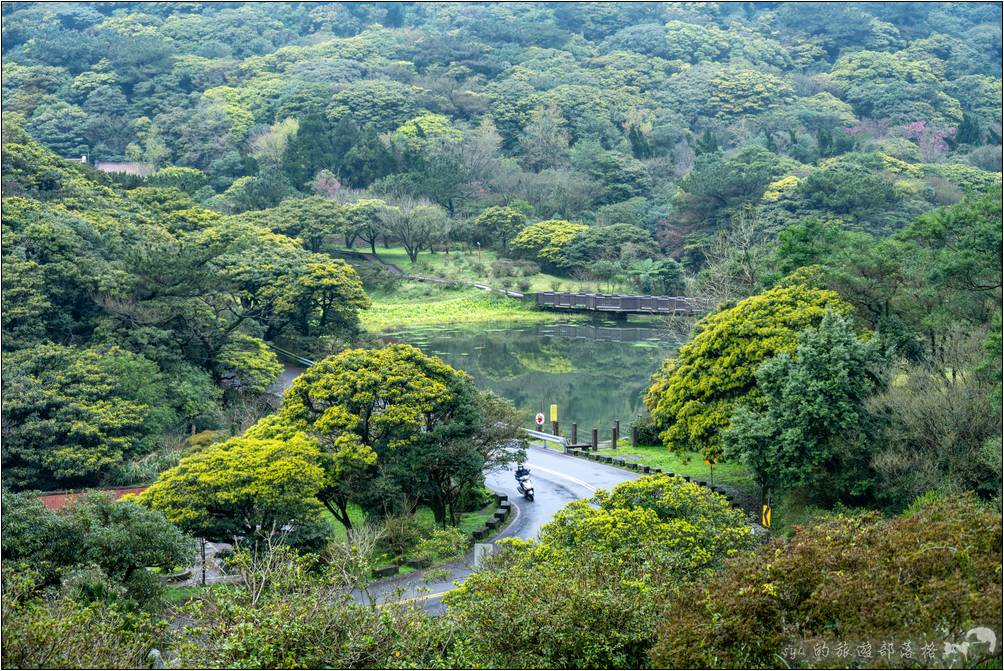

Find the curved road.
[
  {"left": 357, "top": 444, "right": 640, "bottom": 612},
  {"left": 271, "top": 363, "right": 640, "bottom": 611}
]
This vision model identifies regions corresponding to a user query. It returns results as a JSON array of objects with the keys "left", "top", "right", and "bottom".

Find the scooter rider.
[{"left": 515, "top": 464, "right": 530, "bottom": 481}]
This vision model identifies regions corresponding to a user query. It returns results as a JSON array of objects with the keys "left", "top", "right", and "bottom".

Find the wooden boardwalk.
[{"left": 535, "top": 291, "right": 714, "bottom": 316}]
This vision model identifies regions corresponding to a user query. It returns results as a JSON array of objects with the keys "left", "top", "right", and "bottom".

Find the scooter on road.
[{"left": 515, "top": 464, "right": 534, "bottom": 502}]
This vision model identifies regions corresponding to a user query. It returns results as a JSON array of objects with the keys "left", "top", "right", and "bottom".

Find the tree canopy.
[{"left": 644, "top": 285, "right": 853, "bottom": 460}]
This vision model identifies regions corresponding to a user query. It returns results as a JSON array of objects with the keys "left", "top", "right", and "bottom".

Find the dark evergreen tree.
[
  {"left": 627, "top": 124, "right": 653, "bottom": 160},
  {"left": 340, "top": 127, "right": 396, "bottom": 189},
  {"left": 695, "top": 128, "right": 718, "bottom": 155},
  {"left": 955, "top": 112, "right": 983, "bottom": 146},
  {"left": 283, "top": 114, "right": 337, "bottom": 189}
]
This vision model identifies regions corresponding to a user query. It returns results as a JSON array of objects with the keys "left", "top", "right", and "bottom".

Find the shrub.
[
  {"left": 186, "top": 430, "right": 224, "bottom": 449},
  {"left": 172, "top": 545, "right": 454, "bottom": 668},
  {"left": 632, "top": 411, "right": 662, "bottom": 446},
  {"left": 445, "top": 475, "right": 754, "bottom": 669},
  {"left": 2, "top": 567, "right": 168, "bottom": 669},
  {"left": 650, "top": 494, "right": 1002, "bottom": 669},
  {"left": 516, "top": 279, "right": 532, "bottom": 292},
  {"left": 413, "top": 527, "right": 470, "bottom": 563},
  {"left": 1, "top": 492, "right": 194, "bottom": 605},
  {"left": 380, "top": 514, "right": 428, "bottom": 558}
]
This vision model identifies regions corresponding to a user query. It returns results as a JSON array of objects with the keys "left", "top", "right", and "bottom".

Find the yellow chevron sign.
[{"left": 761, "top": 503, "right": 772, "bottom": 528}]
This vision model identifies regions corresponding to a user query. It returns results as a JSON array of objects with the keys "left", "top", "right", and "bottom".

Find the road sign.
[
  {"left": 535, "top": 412, "right": 545, "bottom": 426},
  {"left": 549, "top": 404, "right": 558, "bottom": 422},
  {"left": 761, "top": 503, "right": 772, "bottom": 528}
]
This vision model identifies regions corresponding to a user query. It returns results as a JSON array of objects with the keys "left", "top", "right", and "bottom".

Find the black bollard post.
[
  {"left": 572, "top": 423, "right": 578, "bottom": 445},
  {"left": 631, "top": 425, "right": 638, "bottom": 447},
  {"left": 615, "top": 419, "right": 620, "bottom": 439},
  {"left": 611, "top": 426, "right": 618, "bottom": 450},
  {"left": 591, "top": 428, "right": 598, "bottom": 451},
  {"left": 552, "top": 420, "right": 559, "bottom": 436}
]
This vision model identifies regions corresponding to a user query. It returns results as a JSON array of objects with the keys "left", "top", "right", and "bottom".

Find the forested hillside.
[
  {"left": 1, "top": 3, "right": 1001, "bottom": 670},
  {"left": 3, "top": 2, "right": 1001, "bottom": 244}
]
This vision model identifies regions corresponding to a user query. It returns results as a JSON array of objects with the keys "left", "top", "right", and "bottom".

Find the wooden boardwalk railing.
[{"left": 535, "top": 292, "right": 714, "bottom": 316}]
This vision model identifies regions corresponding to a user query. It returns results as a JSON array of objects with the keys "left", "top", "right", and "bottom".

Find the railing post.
[
  {"left": 571, "top": 423, "right": 577, "bottom": 445},
  {"left": 611, "top": 426, "right": 618, "bottom": 450},
  {"left": 591, "top": 428, "right": 598, "bottom": 451},
  {"left": 631, "top": 424, "right": 638, "bottom": 447}
]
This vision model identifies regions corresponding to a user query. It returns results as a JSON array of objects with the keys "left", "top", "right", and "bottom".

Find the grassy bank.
[
  {"left": 354, "top": 244, "right": 624, "bottom": 294},
  {"left": 617, "top": 444, "right": 756, "bottom": 491},
  {"left": 361, "top": 283, "right": 577, "bottom": 332},
  {"left": 590, "top": 443, "right": 818, "bottom": 534}
]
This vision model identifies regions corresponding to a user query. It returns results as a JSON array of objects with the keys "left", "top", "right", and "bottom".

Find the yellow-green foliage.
[
  {"left": 134, "top": 434, "right": 325, "bottom": 541},
  {"left": 762, "top": 175, "right": 800, "bottom": 202},
  {"left": 644, "top": 285, "right": 852, "bottom": 459},
  {"left": 509, "top": 219, "right": 588, "bottom": 265},
  {"left": 921, "top": 162, "right": 1003, "bottom": 194},
  {"left": 391, "top": 113, "right": 463, "bottom": 153},
  {"left": 707, "top": 69, "right": 794, "bottom": 118},
  {"left": 186, "top": 430, "right": 225, "bottom": 449},
  {"left": 445, "top": 474, "right": 754, "bottom": 669},
  {"left": 253, "top": 344, "right": 459, "bottom": 451}
]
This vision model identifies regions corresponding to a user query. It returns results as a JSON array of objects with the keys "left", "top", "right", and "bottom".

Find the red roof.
[{"left": 37, "top": 486, "right": 149, "bottom": 510}]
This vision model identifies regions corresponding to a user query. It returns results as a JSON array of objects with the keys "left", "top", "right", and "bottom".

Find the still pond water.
[{"left": 377, "top": 320, "right": 685, "bottom": 436}]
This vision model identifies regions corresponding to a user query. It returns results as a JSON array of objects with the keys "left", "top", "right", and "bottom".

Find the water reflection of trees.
[{"left": 390, "top": 324, "right": 681, "bottom": 432}]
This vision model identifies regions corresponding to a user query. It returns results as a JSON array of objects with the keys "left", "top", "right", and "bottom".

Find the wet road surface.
[{"left": 358, "top": 444, "right": 640, "bottom": 612}]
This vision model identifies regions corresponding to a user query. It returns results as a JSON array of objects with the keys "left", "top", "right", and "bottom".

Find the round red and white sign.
[{"left": 535, "top": 413, "right": 545, "bottom": 426}]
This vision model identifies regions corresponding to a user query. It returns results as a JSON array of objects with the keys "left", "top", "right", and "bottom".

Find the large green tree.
[
  {"left": 724, "top": 312, "right": 888, "bottom": 503},
  {"left": 249, "top": 344, "right": 524, "bottom": 527},
  {"left": 135, "top": 434, "right": 326, "bottom": 544},
  {"left": 644, "top": 285, "right": 853, "bottom": 460},
  {"left": 1, "top": 344, "right": 176, "bottom": 490}
]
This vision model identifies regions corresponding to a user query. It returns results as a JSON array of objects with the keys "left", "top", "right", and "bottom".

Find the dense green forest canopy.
[
  {"left": 1, "top": 4, "right": 1002, "bottom": 670},
  {"left": 2, "top": 1, "right": 1000, "bottom": 247}
]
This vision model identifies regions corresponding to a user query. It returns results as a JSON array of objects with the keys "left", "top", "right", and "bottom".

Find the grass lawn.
[
  {"left": 354, "top": 244, "right": 627, "bottom": 294},
  {"left": 589, "top": 443, "right": 825, "bottom": 534},
  {"left": 361, "top": 284, "right": 577, "bottom": 332},
  {"left": 601, "top": 443, "right": 758, "bottom": 491},
  {"left": 162, "top": 585, "right": 206, "bottom": 603}
]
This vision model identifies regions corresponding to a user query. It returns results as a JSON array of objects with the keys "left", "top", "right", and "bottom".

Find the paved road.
[
  {"left": 358, "top": 444, "right": 640, "bottom": 612},
  {"left": 266, "top": 364, "right": 640, "bottom": 611}
]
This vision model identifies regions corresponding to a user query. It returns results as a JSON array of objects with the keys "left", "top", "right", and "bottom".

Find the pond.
[{"left": 377, "top": 319, "right": 686, "bottom": 436}]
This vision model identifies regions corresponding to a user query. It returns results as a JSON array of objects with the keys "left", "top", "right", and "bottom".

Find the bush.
[
  {"left": 632, "top": 411, "right": 661, "bottom": 446},
  {"left": 413, "top": 527, "right": 470, "bottom": 563},
  {"left": 187, "top": 430, "right": 225, "bottom": 449},
  {"left": 490, "top": 258, "right": 539, "bottom": 278},
  {"left": 868, "top": 330, "right": 1002, "bottom": 510},
  {"left": 1, "top": 492, "right": 194, "bottom": 606},
  {"left": 650, "top": 494, "right": 1002, "bottom": 669},
  {"left": 1, "top": 568, "right": 167, "bottom": 669},
  {"left": 380, "top": 514, "right": 428, "bottom": 557},
  {"left": 516, "top": 279, "right": 532, "bottom": 292},
  {"left": 445, "top": 475, "right": 754, "bottom": 669},
  {"left": 173, "top": 546, "right": 454, "bottom": 668}
]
